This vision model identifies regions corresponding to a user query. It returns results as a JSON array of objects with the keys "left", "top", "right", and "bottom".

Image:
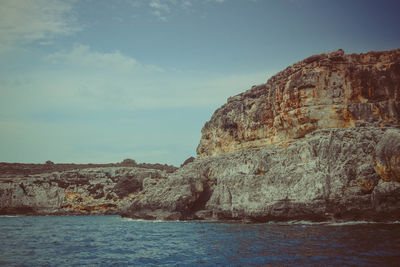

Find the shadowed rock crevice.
[{"left": 188, "top": 181, "right": 212, "bottom": 214}]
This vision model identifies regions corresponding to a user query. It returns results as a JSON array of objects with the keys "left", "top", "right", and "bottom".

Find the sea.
[{"left": 0, "top": 215, "right": 399, "bottom": 266}]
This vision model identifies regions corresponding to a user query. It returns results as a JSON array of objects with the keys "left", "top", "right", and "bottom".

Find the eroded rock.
[
  {"left": 197, "top": 49, "right": 400, "bottom": 157},
  {"left": 125, "top": 127, "right": 400, "bottom": 222},
  {"left": 0, "top": 167, "right": 166, "bottom": 215},
  {"left": 374, "top": 130, "right": 400, "bottom": 182}
]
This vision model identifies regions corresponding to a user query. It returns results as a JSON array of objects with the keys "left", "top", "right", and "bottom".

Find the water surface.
[{"left": 0, "top": 216, "right": 399, "bottom": 266}]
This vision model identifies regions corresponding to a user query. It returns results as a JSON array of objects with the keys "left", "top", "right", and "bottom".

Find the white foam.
[
  {"left": 120, "top": 217, "right": 167, "bottom": 223},
  {"left": 118, "top": 217, "right": 400, "bottom": 225},
  {"left": 278, "top": 220, "right": 329, "bottom": 226},
  {"left": 327, "top": 220, "right": 400, "bottom": 226},
  {"left": 268, "top": 220, "right": 400, "bottom": 226}
]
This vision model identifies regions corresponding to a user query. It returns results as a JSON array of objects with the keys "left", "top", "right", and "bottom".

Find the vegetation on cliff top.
[{"left": 0, "top": 158, "right": 177, "bottom": 177}]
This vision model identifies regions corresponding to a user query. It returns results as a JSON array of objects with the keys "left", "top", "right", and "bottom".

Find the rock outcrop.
[
  {"left": 197, "top": 49, "right": 400, "bottom": 157},
  {"left": 125, "top": 49, "right": 400, "bottom": 222},
  {"left": 0, "top": 167, "right": 166, "bottom": 215},
  {"left": 125, "top": 126, "right": 400, "bottom": 222}
]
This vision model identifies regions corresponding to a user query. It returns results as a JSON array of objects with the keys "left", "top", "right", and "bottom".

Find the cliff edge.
[{"left": 197, "top": 49, "right": 400, "bottom": 157}]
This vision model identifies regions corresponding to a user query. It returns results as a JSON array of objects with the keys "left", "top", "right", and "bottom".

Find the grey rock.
[
  {"left": 125, "top": 127, "right": 400, "bottom": 222},
  {"left": 0, "top": 167, "right": 166, "bottom": 215},
  {"left": 374, "top": 130, "right": 400, "bottom": 182}
]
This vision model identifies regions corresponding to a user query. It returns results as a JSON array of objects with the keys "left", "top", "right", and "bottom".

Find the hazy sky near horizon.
[{"left": 1, "top": 0, "right": 400, "bottom": 165}]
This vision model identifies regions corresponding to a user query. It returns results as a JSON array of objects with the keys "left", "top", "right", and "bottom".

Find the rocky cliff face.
[
  {"left": 0, "top": 167, "right": 166, "bottom": 215},
  {"left": 197, "top": 49, "right": 400, "bottom": 157},
  {"left": 125, "top": 127, "right": 400, "bottom": 222},
  {"left": 125, "top": 49, "right": 400, "bottom": 222}
]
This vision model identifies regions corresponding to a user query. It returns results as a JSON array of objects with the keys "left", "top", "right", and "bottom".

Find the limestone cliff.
[
  {"left": 125, "top": 49, "right": 400, "bottom": 222},
  {"left": 197, "top": 49, "right": 400, "bottom": 157},
  {"left": 125, "top": 127, "right": 400, "bottom": 222},
  {"left": 0, "top": 167, "right": 166, "bottom": 215}
]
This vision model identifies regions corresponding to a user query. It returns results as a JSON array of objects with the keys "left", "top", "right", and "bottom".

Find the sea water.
[{"left": 0, "top": 216, "right": 399, "bottom": 266}]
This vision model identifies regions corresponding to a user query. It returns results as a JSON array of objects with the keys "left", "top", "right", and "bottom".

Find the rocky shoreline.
[
  {"left": 1, "top": 49, "right": 399, "bottom": 222},
  {"left": 122, "top": 126, "right": 400, "bottom": 223},
  {"left": 0, "top": 167, "right": 168, "bottom": 216}
]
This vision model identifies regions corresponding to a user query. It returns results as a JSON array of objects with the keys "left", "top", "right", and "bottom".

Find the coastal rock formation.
[
  {"left": 0, "top": 167, "right": 166, "bottom": 215},
  {"left": 197, "top": 49, "right": 400, "bottom": 157},
  {"left": 125, "top": 126, "right": 400, "bottom": 221},
  {"left": 2, "top": 49, "right": 399, "bottom": 222},
  {"left": 125, "top": 49, "right": 400, "bottom": 222}
]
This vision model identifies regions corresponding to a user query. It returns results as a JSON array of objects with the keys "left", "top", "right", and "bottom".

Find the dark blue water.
[{"left": 0, "top": 216, "right": 399, "bottom": 266}]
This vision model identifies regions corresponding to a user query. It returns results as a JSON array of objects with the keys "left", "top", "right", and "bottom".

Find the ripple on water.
[{"left": 0, "top": 216, "right": 400, "bottom": 266}]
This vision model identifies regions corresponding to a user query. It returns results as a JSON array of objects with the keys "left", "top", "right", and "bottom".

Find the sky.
[{"left": 1, "top": 0, "right": 399, "bottom": 166}]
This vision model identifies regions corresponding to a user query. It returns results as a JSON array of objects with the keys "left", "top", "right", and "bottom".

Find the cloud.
[
  {"left": 37, "top": 44, "right": 168, "bottom": 110},
  {"left": 148, "top": 0, "right": 171, "bottom": 21},
  {"left": 0, "top": 0, "right": 78, "bottom": 53},
  {"left": 2, "top": 43, "right": 271, "bottom": 112},
  {"left": 149, "top": 0, "right": 170, "bottom": 12},
  {"left": 0, "top": 43, "right": 272, "bottom": 164},
  {"left": 182, "top": 1, "right": 192, "bottom": 8},
  {"left": 46, "top": 44, "right": 163, "bottom": 73},
  {"left": 145, "top": 0, "right": 228, "bottom": 21}
]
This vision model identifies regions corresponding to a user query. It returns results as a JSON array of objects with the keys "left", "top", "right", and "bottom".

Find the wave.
[
  {"left": 279, "top": 220, "right": 330, "bottom": 225},
  {"left": 276, "top": 220, "right": 400, "bottom": 226},
  {"left": 327, "top": 221, "right": 400, "bottom": 226},
  {"left": 118, "top": 217, "right": 400, "bottom": 225},
  {"left": 120, "top": 217, "right": 167, "bottom": 223}
]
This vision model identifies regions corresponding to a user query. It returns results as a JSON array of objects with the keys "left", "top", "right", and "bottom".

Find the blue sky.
[{"left": 1, "top": 0, "right": 399, "bottom": 165}]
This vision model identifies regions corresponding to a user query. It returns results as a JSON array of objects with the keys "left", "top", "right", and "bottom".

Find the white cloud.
[
  {"left": 126, "top": 0, "right": 230, "bottom": 21},
  {"left": 149, "top": 0, "right": 170, "bottom": 12},
  {"left": 46, "top": 44, "right": 164, "bottom": 72},
  {"left": 0, "top": 0, "right": 78, "bottom": 53},
  {"left": 148, "top": 0, "right": 171, "bottom": 21}
]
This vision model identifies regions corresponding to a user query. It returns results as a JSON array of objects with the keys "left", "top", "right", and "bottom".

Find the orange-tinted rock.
[{"left": 197, "top": 49, "right": 400, "bottom": 157}]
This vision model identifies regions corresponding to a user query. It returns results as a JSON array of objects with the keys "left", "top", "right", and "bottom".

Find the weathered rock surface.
[
  {"left": 0, "top": 167, "right": 166, "bottom": 215},
  {"left": 125, "top": 126, "right": 400, "bottom": 221},
  {"left": 197, "top": 49, "right": 400, "bottom": 157},
  {"left": 124, "top": 49, "right": 400, "bottom": 222},
  {"left": 374, "top": 130, "right": 400, "bottom": 182}
]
